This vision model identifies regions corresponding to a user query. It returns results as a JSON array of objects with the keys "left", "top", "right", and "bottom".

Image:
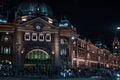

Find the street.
[{"left": 0, "top": 76, "right": 120, "bottom": 80}]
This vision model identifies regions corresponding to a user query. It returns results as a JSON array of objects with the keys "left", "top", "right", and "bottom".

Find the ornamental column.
[{"left": 54, "top": 32, "right": 60, "bottom": 67}]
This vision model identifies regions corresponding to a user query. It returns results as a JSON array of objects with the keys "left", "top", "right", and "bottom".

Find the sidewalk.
[{"left": 0, "top": 76, "right": 89, "bottom": 80}]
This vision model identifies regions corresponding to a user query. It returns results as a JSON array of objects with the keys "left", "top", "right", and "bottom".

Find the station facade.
[{"left": 0, "top": 1, "right": 119, "bottom": 74}]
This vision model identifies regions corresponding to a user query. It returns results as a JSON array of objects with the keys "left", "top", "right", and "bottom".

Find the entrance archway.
[{"left": 24, "top": 49, "right": 51, "bottom": 74}]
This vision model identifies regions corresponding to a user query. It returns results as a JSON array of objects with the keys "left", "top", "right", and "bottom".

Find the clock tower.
[{"left": 113, "top": 37, "right": 120, "bottom": 56}]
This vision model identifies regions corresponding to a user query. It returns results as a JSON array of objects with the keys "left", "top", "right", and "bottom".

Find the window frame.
[
  {"left": 45, "top": 34, "right": 51, "bottom": 42},
  {"left": 32, "top": 33, "right": 37, "bottom": 41},
  {"left": 39, "top": 33, "right": 44, "bottom": 41},
  {"left": 24, "top": 32, "right": 30, "bottom": 41},
  {"left": 2, "top": 46, "right": 11, "bottom": 54}
]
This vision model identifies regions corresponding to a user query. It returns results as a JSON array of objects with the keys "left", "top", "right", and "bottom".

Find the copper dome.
[{"left": 16, "top": 1, "right": 54, "bottom": 18}]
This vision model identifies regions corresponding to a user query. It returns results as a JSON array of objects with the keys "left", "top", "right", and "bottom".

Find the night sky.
[
  {"left": 5, "top": 0, "right": 120, "bottom": 49},
  {"left": 47, "top": 0, "right": 120, "bottom": 49}
]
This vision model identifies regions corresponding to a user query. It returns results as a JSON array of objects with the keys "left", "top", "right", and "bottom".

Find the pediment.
[{"left": 19, "top": 17, "right": 55, "bottom": 30}]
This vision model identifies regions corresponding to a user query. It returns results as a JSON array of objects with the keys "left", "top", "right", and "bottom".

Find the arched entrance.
[{"left": 24, "top": 49, "right": 51, "bottom": 75}]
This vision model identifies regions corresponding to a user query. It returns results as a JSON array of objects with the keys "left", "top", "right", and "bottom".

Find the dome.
[{"left": 16, "top": 1, "right": 54, "bottom": 18}]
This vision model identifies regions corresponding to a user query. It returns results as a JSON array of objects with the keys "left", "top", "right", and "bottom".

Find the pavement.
[
  {"left": 0, "top": 74, "right": 90, "bottom": 80},
  {"left": 0, "top": 75, "right": 114, "bottom": 80},
  {"left": 0, "top": 77, "right": 90, "bottom": 80}
]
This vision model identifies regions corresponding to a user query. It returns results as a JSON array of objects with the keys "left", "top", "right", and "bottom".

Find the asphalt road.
[{"left": 0, "top": 76, "right": 120, "bottom": 80}]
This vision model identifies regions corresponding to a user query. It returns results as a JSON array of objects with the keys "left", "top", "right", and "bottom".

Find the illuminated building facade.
[{"left": 0, "top": 0, "right": 120, "bottom": 74}]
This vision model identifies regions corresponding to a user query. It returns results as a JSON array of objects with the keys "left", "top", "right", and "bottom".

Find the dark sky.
[
  {"left": 7, "top": 0, "right": 120, "bottom": 49},
  {"left": 47, "top": 0, "right": 120, "bottom": 49}
]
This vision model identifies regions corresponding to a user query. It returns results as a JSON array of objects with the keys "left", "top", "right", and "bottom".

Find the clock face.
[
  {"left": 34, "top": 24, "right": 42, "bottom": 31},
  {"left": 36, "top": 25, "right": 41, "bottom": 30}
]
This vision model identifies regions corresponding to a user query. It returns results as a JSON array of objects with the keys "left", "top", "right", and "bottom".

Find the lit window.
[
  {"left": 73, "top": 51, "right": 75, "bottom": 57},
  {"left": 6, "top": 32, "right": 9, "bottom": 34},
  {"left": 4, "top": 48, "right": 8, "bottom": 54},
  {"left": 45, "top": 34, "right": 51, "bottom": 42},
  {"left": 24, "top": 33, "right": 30, "bottom": 41},
  {"left": 60, "top": 48, "right": 66, "bottom": 55},
  {"left": 60, "top": 39, "right": 64, "bottom": 44},
  {"left": 92, "top": 51, "right": 95, "bottom": 53},
  {"left": 115, "top": 46, "right": 118, "bottom": 49},
  {"left": 73, "top": 41, "right": 76, "bottom": 46},
  {"left": 37, "top": 7, "right": 40, "bottom": 11},
  {"left": 3, "top": 47, "right": 11, "bottom": 54},
  {"left": 3, "top": 36, "right": 9, "bottom": 42},
  {"left": 4, "top": 36, "right": 9, "bottom": 41},
  {"left": 114, "top": 53, "right": 117, "bottom": 55},
  {"left": 25, "top": 49, "right": 50, "bottom": 60},
  {"left": 64, "top": 23, "right": 68, "bottom": 26},
  {"left": 39, "top": 33, "right": 44, "bottom": 41},
  {"left": 59, "top": 21, "right": 68, "bottom": 27},
  {"left": 32, "top": 33, "right": 37, "bottom": 41},
  {"left": 1, "top": 35, "right": 11, "bottom": 42}
]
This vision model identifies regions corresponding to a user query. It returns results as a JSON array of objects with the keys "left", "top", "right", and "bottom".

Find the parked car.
[{"left": 60, "top": 68, "right": 74, "bottom": 77}]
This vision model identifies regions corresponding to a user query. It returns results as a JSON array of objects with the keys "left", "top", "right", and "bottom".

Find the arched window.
[
  {"left": 25, "top": 49, "right": 50, "bottom": 60},
  {"left": 1, "top": 35, "right": 11, "bottom": 42},
  {"left": 1, "top": 34, "right": 12, "bottom": 54}
]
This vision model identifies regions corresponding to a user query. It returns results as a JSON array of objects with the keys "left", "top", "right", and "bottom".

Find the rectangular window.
[
  {"left": 24, "top": 33, "right": 30, "bottom": 41},
  {"left": 39, "top": 33, "right": 44, "bottom": 41},
  {"left": 3, "top": 47, "right": 11, "bottom": 54},
  {"left": 45, "top": 34, "right": 51, "bottom": 42},
  {"left": 32, "top": 33, "right": 37, "bottom": 41},
  {"left": 60, "top": 48, "right": 66, "bottom": 55},
  {"left": 60, "top": 39, "right": 64, "bottom": 44}
]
